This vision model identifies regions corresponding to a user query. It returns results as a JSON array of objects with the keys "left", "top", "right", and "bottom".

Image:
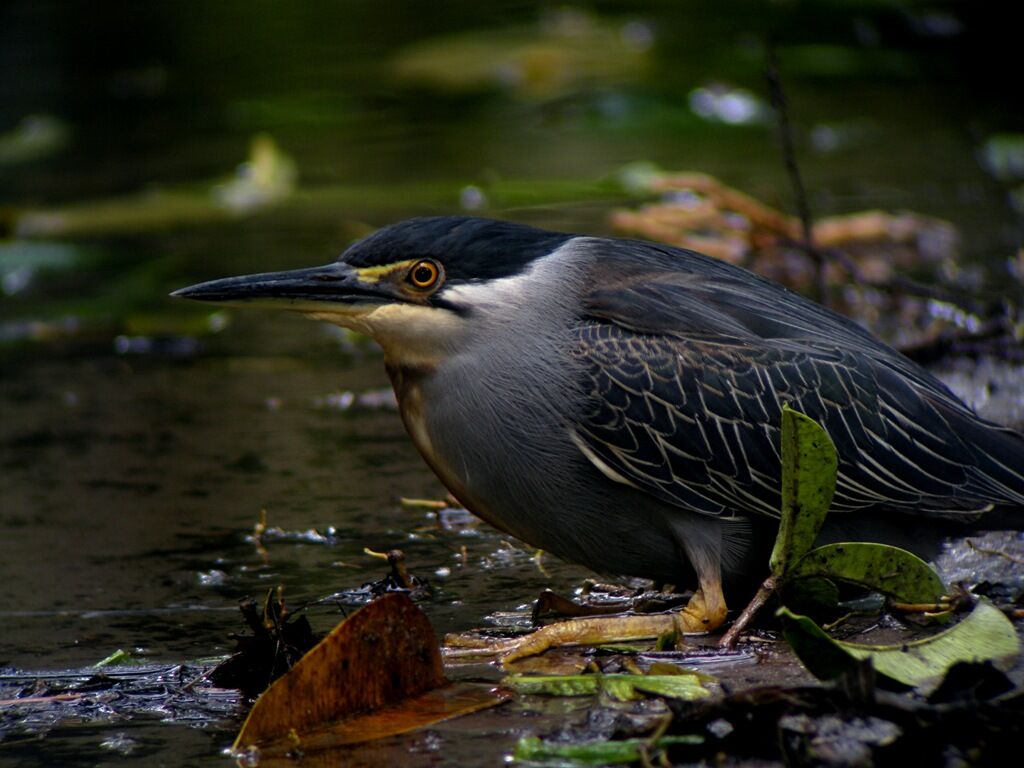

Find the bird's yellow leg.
[
  {"left": 443, "top": 613, "right": 675, "bottom": 663},
  {"left": 443, "top": 573, "right": 728, "bottom": 665}
]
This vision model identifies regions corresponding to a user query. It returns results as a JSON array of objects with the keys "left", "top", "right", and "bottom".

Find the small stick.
[
  {"left": 966, "top": 538, "right": 1024, "bottom": 565},
  {"left": 720, "top": 575, "right": 777, "bottom": 648},
  {"left": 399, "top": 497, "right": 448, "bottom": 510},
  {"left": 765, "top": 41, "right": 826, "bottom": 304}
]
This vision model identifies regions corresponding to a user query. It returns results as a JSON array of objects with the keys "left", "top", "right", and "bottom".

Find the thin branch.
[{"left": 766, "top": 40, "right": 827, "bottom": 304}]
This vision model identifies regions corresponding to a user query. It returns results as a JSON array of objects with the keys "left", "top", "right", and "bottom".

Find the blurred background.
[{"left": 1, "top": 1, "right": 1022, "bottom": 765}]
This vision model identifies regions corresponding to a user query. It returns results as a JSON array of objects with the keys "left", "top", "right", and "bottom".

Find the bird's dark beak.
[{"left": 171, "top": 262, "right": 392, "bottom": 312}]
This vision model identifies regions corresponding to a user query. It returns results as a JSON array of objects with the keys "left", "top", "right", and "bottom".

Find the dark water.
[{"left": 1, "top": 1, "right": 1022, "bottom": 765}]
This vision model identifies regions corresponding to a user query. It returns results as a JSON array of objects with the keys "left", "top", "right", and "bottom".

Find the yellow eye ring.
[{"left": 407, "top": 259, "right": 441, "bottom": 290}]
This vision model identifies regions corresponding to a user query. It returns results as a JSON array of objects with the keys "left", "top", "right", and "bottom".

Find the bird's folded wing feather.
[{"left": 568, "top": 244, "right": 997, "bottom": 519}]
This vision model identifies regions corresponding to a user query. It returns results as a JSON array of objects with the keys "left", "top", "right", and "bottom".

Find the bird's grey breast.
[
  {"left": 388, "top": 237, "right": 656, "bottom": 561},
  {"left": 413, "top": 327, "right": 587, "bottom": 537}
]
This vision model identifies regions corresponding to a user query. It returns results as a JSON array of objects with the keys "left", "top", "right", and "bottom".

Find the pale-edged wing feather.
[{"left": 568, "top": 238, "right": 1024, "bottom": 519}]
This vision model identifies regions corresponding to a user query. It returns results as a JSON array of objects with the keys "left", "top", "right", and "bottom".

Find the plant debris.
[
  {"left": 315, "top": 548, "right": 432, "bottom": 606},
  {"left": 658, "top": 662, "right": 1024, "bottom": 766},
  {"left": 233, "top": 593, "right": 505, "bottom": 759},
  {"left": 504, "top": 671, "right": 711, "bottom": 701},
  {"left": 0, "top": 664, "right": 240, "bottom": 741},
  {"left": 780, "top": 601, "right": 1020, "bottom": 690},
  {"left": 531, "top": 585, "right": 691, "bottom": 623},
  {"left": 514, "top": 734, "right": 702, "bottom": 765},
  {"left": 208, "top": 588, "right": 319, "bottom": 698}
]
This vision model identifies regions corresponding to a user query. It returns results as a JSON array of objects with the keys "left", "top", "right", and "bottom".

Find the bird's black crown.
[{"left": 341, "top": 216, "right": 574, "bottom": 282}]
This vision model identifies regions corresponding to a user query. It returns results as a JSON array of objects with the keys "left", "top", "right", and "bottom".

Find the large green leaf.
[
  {"left": 770, "top": 406, "right": 838, "bottom": 575},
  {"left": 778, "top": 602, "right": 1020, "bottom": 689},
  {"left": 788, "top": 542, "right": 946, "bottom": 603}
]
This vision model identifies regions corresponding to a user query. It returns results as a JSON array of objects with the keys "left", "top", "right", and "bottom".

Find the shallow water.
[{"left": 2, "top": 1, "right": 1023, "bottom": 765}]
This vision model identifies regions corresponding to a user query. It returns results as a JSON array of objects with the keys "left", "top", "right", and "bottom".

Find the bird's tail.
[{"left": 959, "top": 414, "right": 1024, "bottom": 512}]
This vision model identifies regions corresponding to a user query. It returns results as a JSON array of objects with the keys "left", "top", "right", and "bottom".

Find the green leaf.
[
  {"left": 503, "top": 673, "right": 710, "bottom": 701},
  {"left": 627, "top": 675, "right": 710, "bottom": 700},
  {"left": 779, "top": 602, "right": 1020, "bottom": 689},
  {"left": 514, "top": 735, "right": 702, "bottom": 765},
  {"left": 782, "top": 576, "right": 841, "bottom": 617},
  {"left": 778, "top": 607, "right": 894, "bottom": 686},
  {"left": 655, "top": 626, "right": 678, "bottom": 651},
  {"left": 770, "top": 406, "right": 838, "bottom": 576},
  {"left": 593, "top": 643, "right": 652, "bottom": 653},
  {"left": 93, "top": 649, "right": 136, "bottom": 668},
  {"left": 504, "top": 674, "right": 600, "bottom": 697},
  {"left": 788, "top": 542, "right": 946, "bottom": 603},
  {"left": 599, "top": 676, "right": 642, "bottom": 701}
]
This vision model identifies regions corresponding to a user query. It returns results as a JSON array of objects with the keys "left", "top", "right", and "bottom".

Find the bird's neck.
[
  {"left": 385, "top": 360, "right": 437, "bottom": 479},
  {"left": 384, "top": 359, "right": 518, "bottom": 535}
]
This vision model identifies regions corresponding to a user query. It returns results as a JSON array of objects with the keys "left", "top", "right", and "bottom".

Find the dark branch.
[{"left": 766, "top": 41, "right": 827, "bottom": 304}]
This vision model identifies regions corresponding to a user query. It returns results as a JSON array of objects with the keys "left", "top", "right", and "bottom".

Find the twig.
[
  {"left": 400, "top": 497, "right": 448, "bottom": 510},
  {"left": 0, "top": 693, "right": 87, "bottom": 706},
  {"left": 966, "top": 538, "right": 1024, "bottom": 565},
  {"left": 765, "top": 40, "right": 826, "bottom": 304},
  {"left": 720, "top": 575, "right": 777, "bottom": 648}
]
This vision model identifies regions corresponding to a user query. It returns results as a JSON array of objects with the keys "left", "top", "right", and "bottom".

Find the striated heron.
[{"left": 174, "top": 216, "right": 1024, "bottom": 658}]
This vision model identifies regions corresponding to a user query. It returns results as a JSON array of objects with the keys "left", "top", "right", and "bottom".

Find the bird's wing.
[
  {"left": 578, "top": 238, "right": 964, "bottom": 406},
  {"left": 569, "top": 244, "right": 1001, "bottom": 519}
]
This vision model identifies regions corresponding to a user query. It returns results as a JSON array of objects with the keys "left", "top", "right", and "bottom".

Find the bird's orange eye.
[{"left": 407, "top": 259, "right": 441, "bottom": 290}]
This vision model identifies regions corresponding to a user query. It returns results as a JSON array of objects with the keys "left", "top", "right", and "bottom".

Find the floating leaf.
[
  {"left": 93, "top": 649, "right": 136, "bottom": 668},
  {"left": 503, "top": 673, "right": 710, "bottom": 701},
  {"left": 788, "top": 542, "right": 946, "bottom": 603},
  {"left": 627, "top": 675, "right": 711, "bottom": 701},
  {"left": 504, "top": 674, "right": 600, "bottom": 697},
  {"left": 593, "top": 643, "right": 655, "bottom": 653},
  {"left": 391, "top": 11, "right": 649, "bottom": 99},
  {"left": 514, "top": 735, "right": 702, "bottom": 765},
  {"left": 599, "top": 676, "right": 646, "bottom": 701},
  {"left": 245, "top": 685, "right": 506, "bottom": 764},
  {"left": 770, "top": 406, "right": 838, "bottom": 576},
  {"left": 779, "top": 601, "right": 1020, "bottom": 690},
  {"left": 234, "top": 593, "right": 504, "bottom": 755},
  {"left": 211, "top": 134, "right": 296, "bottom": 213}
]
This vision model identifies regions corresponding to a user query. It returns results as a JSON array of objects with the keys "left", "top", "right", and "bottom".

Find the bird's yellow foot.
[
  {"left": 677, "top": 588, "right": 728, "bottom": 633},
  {"left": 443, "top": 589, "right": 728, "bottom": 664}
]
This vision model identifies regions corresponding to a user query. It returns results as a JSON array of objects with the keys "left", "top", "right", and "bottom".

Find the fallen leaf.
[
  {"left": 514, "top": 734, "right": 703, "bottom": 765},
  {"left": 504, "top": 672, "right": 710, "bottom": 701},
  {"left": 234, "top": 593, "right": 504, "bottom": 756},
  {"left": 778, "top": 601, "right": 1020, "bottom": 690},
  {"left": 245, "top": 685, "right": 506, "bottom": 764}
]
